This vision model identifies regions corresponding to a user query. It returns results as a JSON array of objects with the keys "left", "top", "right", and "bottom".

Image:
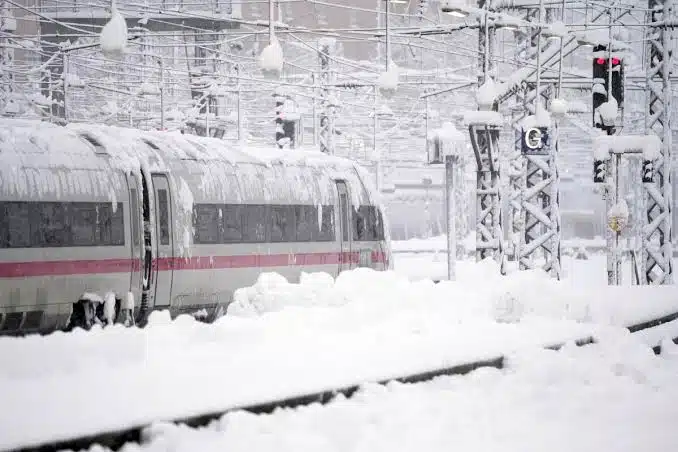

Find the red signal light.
[
  {"left": 596, "top": 57, "right": 606, "bottom": 65},
  {"left": 611, "top": 57, "right": 620, "bottom": 65}
]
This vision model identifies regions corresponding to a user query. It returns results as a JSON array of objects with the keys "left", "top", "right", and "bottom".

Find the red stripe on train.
[{"left": 0, "top": 251, "right": 387, "bottom": 278}]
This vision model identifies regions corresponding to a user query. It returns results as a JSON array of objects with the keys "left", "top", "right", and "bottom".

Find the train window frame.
[
  {"left": 70, "top": 202, "right": 98, "bottom": 246},
  {"left": 295, "top": 205, "right": 317, "bottom": 242},
  {"left": 0, "top": 201, "right": 125, "bottom": 248},
  {"left": 222, "top": 204, "right": 243, "bottom": 243},
  {"left": 35, "top": 202, "right": 71, "bottom": 247},
  {"left": 317, "top": 205, "right": 336, "bottom": 242},
  {"left": 354, "top": 205, "right": 381, "bottom": 242},
  {"left": 270, "top": 205, "right": 296, "bottom": 243},
  {"left": 157, "top": 189, "right": 170, "bottom": 246},
  {"left": 130, "top": 189, "right": 141, "bottom": 248},
  {"left": 192, "top": 204, "right": 222, "bottom": 245},
  {"left": 0, "top": 202, "right": 32, "bottom": 248},
  {"left": 241, "top": 204, "right": 269, "bottom": 243}
]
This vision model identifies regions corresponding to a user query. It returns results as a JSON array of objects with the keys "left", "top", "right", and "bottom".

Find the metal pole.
[
  {"left": 312, "top": 73, "right": 317, "bottom": 146},
  {"left": 615, "top": 153, "right": 622, "bottom": 284},
  {"left": 62, "top": 53, "right": 69, "bottom": 122},
  {"left": 535, "top": 0, "right": 544, "bottom": 112},
  {"left": 556, "top": 0, "right": 566, "bottom": 97},
  {"left": 269, "top": 0, "right": 275, "bottom": 43},
  {"left": 446, "top": 154, "right": 457, "bottom": 281},
  {"left": 373, "top": 85, "right": 378, "bottom": 153},
  {"left": 385, "top": 0, "right": 390, "bottom": 70},
  {"left": 159, "top": 58, "right": 165, "bottom": 130},
  {"left": 236, "top": 64, "right": 243, "bottom": 143}
]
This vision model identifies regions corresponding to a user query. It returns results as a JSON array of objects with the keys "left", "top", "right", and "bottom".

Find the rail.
[{"left": 10, "top": 311, "right": 678, "bottom": 452}]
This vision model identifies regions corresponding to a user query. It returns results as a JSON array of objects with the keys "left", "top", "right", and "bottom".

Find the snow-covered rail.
[
  {"left": 3, "top": 265, "right": 678, "bottom": 452},
  {"left": 8, "top": 323, "right": 677, "bottom": 452}
]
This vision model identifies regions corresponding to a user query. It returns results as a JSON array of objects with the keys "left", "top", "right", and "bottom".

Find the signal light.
[
  {"left": 611, "top": 57, "right": 620, "bottom": 65},
  {"left": 593, "top": 159, "right": 607, "bottom": 183},
  {"left": 596, "top": 57, "right": 605, "bottom": 65},
  {"left": 642, "top": 160, "right": 654, "bottom": 183}
]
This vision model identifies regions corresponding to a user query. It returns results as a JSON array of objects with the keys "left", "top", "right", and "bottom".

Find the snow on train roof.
[
  {"left": 0, "top": 120, "right": 377, "bottom": 208},
  {"left": 0, "top": 120, "right": 128, "bottom": 200}
]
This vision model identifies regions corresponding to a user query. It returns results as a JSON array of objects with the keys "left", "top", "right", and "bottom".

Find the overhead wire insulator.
[{"left": 418, "top": 0, "right": 429, "bottom": 19}]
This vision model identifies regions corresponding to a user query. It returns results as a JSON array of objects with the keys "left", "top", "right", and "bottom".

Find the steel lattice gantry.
[
  {"left": 515, "top": 8, "right": 562, "bottom": 279},
  {"left": 318, "top": 40, "right": 335, "bottom": 155},
  {"left": 0, "top": 0, "right": 13, "bottom": 115},
  {"left": 644, "top": 0, "right": 674, "bottom": 284},
  {"left": 469, "top": 121, "right": 506, "bottom": 271}
]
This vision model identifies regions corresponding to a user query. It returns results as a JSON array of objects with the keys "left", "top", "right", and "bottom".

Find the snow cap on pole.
[{"left": 100, "top": 2, "right": 128, "bottom": 59}]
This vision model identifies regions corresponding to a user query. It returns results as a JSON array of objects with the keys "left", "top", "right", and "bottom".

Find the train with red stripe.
[{"left": 0, "top": 119, "right": 391, "bottom": 334}]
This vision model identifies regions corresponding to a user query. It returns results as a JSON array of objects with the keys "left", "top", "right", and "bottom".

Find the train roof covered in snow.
[{"left": 0, "top": 119, "right": 378, "bottom": 208}]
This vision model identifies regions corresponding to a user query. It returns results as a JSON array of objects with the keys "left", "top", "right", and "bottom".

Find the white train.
[{"left": 0, "top": 119, "right": 391, "bottom": 334}]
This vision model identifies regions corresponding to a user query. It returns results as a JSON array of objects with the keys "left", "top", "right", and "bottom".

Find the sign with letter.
[{"left": 521, "top": 127, "right": 550, "bottom": 156}]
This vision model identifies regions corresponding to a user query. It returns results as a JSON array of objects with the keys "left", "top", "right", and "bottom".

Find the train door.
[
  {"left": 126, "top": 173, "right": 143, "bottom": 295},
  {"left": 336, "top": 181, "right": 353, "bottom": 272},
  {"left": 152, "top": 174, "right": 174, "bottom": 307}
]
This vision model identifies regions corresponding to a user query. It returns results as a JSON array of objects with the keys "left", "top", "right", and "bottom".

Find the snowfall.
[{"left": 1, "top": 240, "right": 678, "bottom": 452}]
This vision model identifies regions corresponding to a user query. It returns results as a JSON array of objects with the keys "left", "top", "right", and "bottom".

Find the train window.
[
  {"left": 193, "top": 204, "right": 221, "bottom": 244},
  {"left": 317, "top": 205, "right": 335, "bottom": 242},
  {"left": 242, "top": 204, "right": 267, "bottom": 243},
  {"left": 339, "top": 194, "right": 349, "bottom": 242},
  {"left": 157, "top": 189, "right": 170, "bottom": 245},
  {"left": 130, "top": 189, "right": 140, "bottom": 248},
  {"left": 1, "top": 203, "right": 32, "bottom": 248},
  {"left": 0, "top": 201, "right": 124, "bottom": 248},
  {"left": 271, "top": 205, "right": 296, "bottom": 243},
  {"left": 376, "top": 208, "right": 385, "bottom": 241},
  {"left": 354, "top": 206, "right": 380, "bottom": 242},
  {"left": 222, "top": 204, "right": 243, "bottom": 243},
  {"left": 109, "top": 203, "right": 125, "bottom": 246},
  {"left": 353, "top": 205, "right": 367, "bottom": 241},
  {"left": 71, "top": 203, "right": 97, "bottom": 246},
  {"left": 35, "top": 203, "right": 71, "bottom": 247},
  {"left": 295, "top": 205, "right": 317, "bottom": 242}
]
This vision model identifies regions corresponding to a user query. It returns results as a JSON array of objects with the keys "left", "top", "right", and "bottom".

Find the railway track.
[{"left": 10, "top": 313, "right": 678, "bottom": 452}]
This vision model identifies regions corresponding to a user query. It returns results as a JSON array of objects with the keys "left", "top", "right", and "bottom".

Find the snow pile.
[
  {"left": 522, "top": 108, "right": 552, "bottom": 129},
  {"left": 598, "top": 96, "right": 618, "bottom": 126},
  {"left": 119, "top": 332, "right": 678, "bottom": 452},
  {"left": 138, "top": 82, "right": 160, "bottom": 96},
  {"left": 462, "top": 110, "right": 503, "bottom": 126},
  {"left": 1, "top": 260, "right": 678, "bottom": 450},
  {"left": 545, "top": 20, "right": 568, "bottom": 38},
  {"left": 258, "top": 37, "right": 284, "bottom": 78},
  {"left": 228, "top": 272, "right": 343, "bottom": 316},
  {"left": 377, "top": 64, "right": 399, "bottom": 99},
  {"left": 476, "top": 77, "right": 498, "bottom": 109},
  {"left": 99, "top": 6, "right": 128, "bottom": 58},
  {"left": 549, "top": 97, "right": 568, "bottom": 116},
  {"left": 592, "top": 135, "right": 661, "bottom": 160},
  {"left": 607, "top": 199, "right": 629, "bottom": 233},
  {"left": 63, "top": 73, "right": 85, "bottom": 88},
  {"left": 566, "top": 99, "right": 588, "bottom": 113}
]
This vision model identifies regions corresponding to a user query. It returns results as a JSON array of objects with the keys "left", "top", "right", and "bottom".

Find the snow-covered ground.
[
  {"left": 115, "top": 334, "right": 678, "bottom": 452},
  {"left": 1, "top": 250, "right": 677, "bottom": 451}
]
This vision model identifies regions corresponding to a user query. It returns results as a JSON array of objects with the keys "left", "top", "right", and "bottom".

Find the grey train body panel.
[{"left": 0, "top": 119, "right": 392, "bottom": 334}]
